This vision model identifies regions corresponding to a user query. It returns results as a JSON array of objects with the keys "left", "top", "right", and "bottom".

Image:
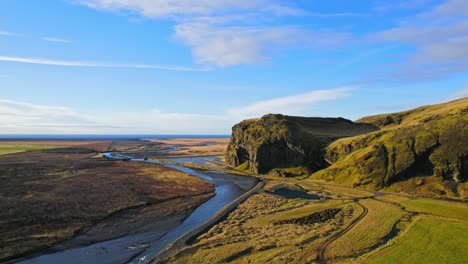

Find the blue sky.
[{"left": 1, "top": 0, "right": 467, "bottom": 134}]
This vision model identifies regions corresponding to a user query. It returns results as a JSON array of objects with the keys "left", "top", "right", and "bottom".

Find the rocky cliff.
[
  {"left": 225, "top": 114, "right": 378, "bottom": 174},
  {"left": 312, "top": 98, "right": 468, "bottom": 198}
]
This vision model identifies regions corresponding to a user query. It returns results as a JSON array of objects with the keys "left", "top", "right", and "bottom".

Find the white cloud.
[
  {"left": 427, "top": 0, "right": 468, "bottom": 17},
  {"left": 0, "top": 98, "right": 231, "bottom": 134},
  {"left": 0, "top": 87, "right": 353, "bottom": 134},
  {"left": 78, "top": 0, "right": 351, "bottom": 67},
  {"left": 228, "top": 87, "right": 353, "bottom": 117},
  {"left": 368, "top": 0, "right": 468, "bottom": 82},
  {"left": 175, "top": 23, "right": 349, "bottom": 67},
  {"left": 0, "top": 30, "right": 16, "bottom": 36},
  {"left": 307, "top": 12, "right": 369, "bottom": 18},
  {"left": 448, "top": 87, "right": 468, "bottom": 100},
  {"left": 0, "top": 55, "right": 208, "bottom": 72},
  {"left": 77, "top": 0, "right": 301, "bottom": 18},
  {"left": 43, "top": 37, "right": 71, "bottom": 43},
  {"left": 0, "top": 99, "right": 101, "bottom": 134},
  {"left": 373, "top": 0, "right": 435, "bottom": 13}
]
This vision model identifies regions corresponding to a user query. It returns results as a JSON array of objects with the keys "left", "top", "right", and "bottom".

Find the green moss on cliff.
[
  {"left": 226, "top": 114, "right": 378, "bottom": 174},
  {"left": 312, "top": 98, "right": 468, "bottom": 198}
]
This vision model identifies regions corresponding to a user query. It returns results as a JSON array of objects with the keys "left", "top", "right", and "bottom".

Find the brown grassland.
[
  {"left": 147, "top": 138, "right": 230, "bottom": 157},
  {"left": 1, "top": 138, "right": 467, "bottom": 264},
  {"left": 0, "top": 141, "right": 214, "bottom": 261}
]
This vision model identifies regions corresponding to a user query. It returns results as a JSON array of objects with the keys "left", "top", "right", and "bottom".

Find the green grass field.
[
  {"left": 0, "top": 146, "right": 55, "bottom": 152},
  {"left": 400, "top": 198, "right": 468, "bottom": 220},
  {"left": 326, "top": 198, "right": 405, "bottom": 258},
  {"left": 362, "top": 217, "right": 468, "bottom": 264},
  {"left": 0, "top": 146, "right": 57, "bottom": 155}
]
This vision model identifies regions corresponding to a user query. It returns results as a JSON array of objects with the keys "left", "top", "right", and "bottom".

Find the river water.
[{"left": 17, "top": 156, "right": 253, "bottom": 264}]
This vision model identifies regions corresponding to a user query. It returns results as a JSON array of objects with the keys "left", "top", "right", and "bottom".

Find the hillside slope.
[
  {"left": 225, "top": 114, "right": 378, "bottom": 174},
  {"left": 311, "top": 98, "right": 468, "bottom": 198}
]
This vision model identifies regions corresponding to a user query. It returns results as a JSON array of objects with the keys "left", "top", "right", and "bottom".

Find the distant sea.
[{"left": 0, "top": 134, "right": 230, "bottom": 140}]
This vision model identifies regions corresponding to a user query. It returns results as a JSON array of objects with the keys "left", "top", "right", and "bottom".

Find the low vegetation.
[
  {"left": 0, "top": 143, "right": 214, "bottom": 261},
  {"left": 399, "top": 198, "right": 468, "bottom": 220},
  {"left": 165, "top": 194, "right": 363, "bottom": 263},
  {"left": 225, "top": 114, "right": 377, "bottom": 174},
  {"left": 147, "top": 138, "right": 230, "bottom": 157},
  {"left": 0, "top": 140, "right": 106, "bottom": 155},
  {"left": 312, "top": 98, "right": 468, "bottom": 199},
  {"left": 359, "top": 217, "right": 468, "bottom": 264},
  {"left": 3, "top": 134, "right": 467, "bottom": 264},
  {"left": 325, "top": 198, "right": 406, "bottom": 259}
]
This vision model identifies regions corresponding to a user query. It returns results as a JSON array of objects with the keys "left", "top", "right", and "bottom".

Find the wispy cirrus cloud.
[
  {"left": 447, "top": 86, "right": 468, "bottom": 100},
  {"left": 0, "top": 98, "right": 98, "bottom": 134},
  {"left": 76, "top": 0, "right": 304, "bottom": 19},
  {"left": 0, "top": 30, "right": 17, "bottom": 36},
  {"left": 0, "top": 30, "right": 71, "bottom": 44},
  {"left": 0, "top": 55, "right": 209, "bottom": 72},
  {"left": 228, "top": 87, "right": 354, "bottom": 117},
  {"left": 368, "top": 0, "right": 468, "bottom": 82},
  {"left": 373, "top": 0, "right": 436, "bottom": 13},
  {"left": 0, "top": 98, "right": 232, "bottom": 134},
  {"left": 43, "top": 37, "right": 71, "bottom": 43},
  {"left": 0, "top": 87, "right": 355, "bottom": 133}
]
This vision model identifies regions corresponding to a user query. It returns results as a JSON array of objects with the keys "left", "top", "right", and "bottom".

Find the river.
[{"left": 16, "top": 155, "right": 257, "bottom": 264}]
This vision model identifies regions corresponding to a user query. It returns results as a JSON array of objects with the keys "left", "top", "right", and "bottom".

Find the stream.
[{"left": 17, "top": 155, "right": 255, "bottom": 264}]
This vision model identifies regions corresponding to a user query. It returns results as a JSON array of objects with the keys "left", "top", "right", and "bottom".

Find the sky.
[{"left": 1, "top": 0, "right": 467, "bottom": 134}]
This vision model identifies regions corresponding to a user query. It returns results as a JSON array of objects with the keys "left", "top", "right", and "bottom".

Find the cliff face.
[
  {"left": 225, "top": 114, "right": 378, "bottom": 174},
  {"left": 312, "top": 98, "right": 468, "bottom": 198}
]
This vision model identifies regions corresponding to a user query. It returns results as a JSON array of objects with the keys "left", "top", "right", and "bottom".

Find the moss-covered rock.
[
  {"left": 225, "top": 114, "right": 378, "bottom": 174},
  {"left": 312, "top": 97, "right": 468, "bottom": 198}
]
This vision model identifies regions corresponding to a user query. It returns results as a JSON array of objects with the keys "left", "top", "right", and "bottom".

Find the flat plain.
[
  {"left": 0, "top": 139, "right": 214, "bottom": 262},
  {"left": 1, "top": 138, "right": 467, "bottom": 264}
]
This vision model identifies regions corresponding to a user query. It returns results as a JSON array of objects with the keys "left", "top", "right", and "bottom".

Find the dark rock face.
[
  {"left": 313, "top": 98, "right": 468, "bottom": 198},
  {"left": 274, "top": 208, "right": 342, "bottom": 225},
  {"left": 225, "top": 114, "right": 378, "bottom": 174}
]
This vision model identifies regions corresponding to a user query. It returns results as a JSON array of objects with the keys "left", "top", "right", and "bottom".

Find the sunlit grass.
[
  {"left": 400, "top": 198, "right": 468, "bottom": 220},
  {"left": 360, "top": 217, "right": 468, "bottom": 264},
  {"left": 326, "top": 198, "right": 405, "bottom": 258}
]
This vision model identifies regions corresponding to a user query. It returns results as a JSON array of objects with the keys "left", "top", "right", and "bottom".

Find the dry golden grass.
[
  {"left": 357, "top": 97, "right": 468, "bottom": 130},
  {"left": 253, "top": 200, "right": 349, "bottom": 225},
  {"left": 147, "top": 138, "right": 228, "bottom": 145},
  {"left": 325, "top": 198, "right": 406, "bottom": 259},
  {"left": 374, "top": 194, "right": 411, "bottom": 204},
  {"left": 318, "top": 182, "right": 375, "bottom": 198},
  {"left": 147, "top": 138, "right": 229, "bottom": 157},
  {"left": 167, "top": 194, "right": 363, "bottom": 264}
]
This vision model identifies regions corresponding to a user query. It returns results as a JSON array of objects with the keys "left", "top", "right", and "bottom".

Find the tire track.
[{"left": 317, "top": 200, "right": 369, "bottom": 263}]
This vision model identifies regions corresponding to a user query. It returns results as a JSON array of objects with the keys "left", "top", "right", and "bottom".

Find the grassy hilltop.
[
  {"left": 226, "top": 98, "right": 467, "bottom": 199},
  {"left": 226, "top": 114, "right": 378, "bottom": 174},
  {"left": 312, "top": 97, "right": 467, "bottom": 198}
]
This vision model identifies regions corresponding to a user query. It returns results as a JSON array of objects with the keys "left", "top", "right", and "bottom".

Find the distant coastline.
[{"left": 0, "top": 134, "right": 230, "bottom": 140}]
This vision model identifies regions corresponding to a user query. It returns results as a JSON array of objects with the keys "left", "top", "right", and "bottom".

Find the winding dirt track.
[{"left": 317, "top": 200, "right": 369, "bottom": 262}]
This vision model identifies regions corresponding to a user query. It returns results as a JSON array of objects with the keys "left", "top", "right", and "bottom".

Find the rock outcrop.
[
  {"left": 312, "top": 97, "right": 468, "bottom": 198},
  {"left": 225, "top": 114, "right": 378, "bottom": 174}
]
